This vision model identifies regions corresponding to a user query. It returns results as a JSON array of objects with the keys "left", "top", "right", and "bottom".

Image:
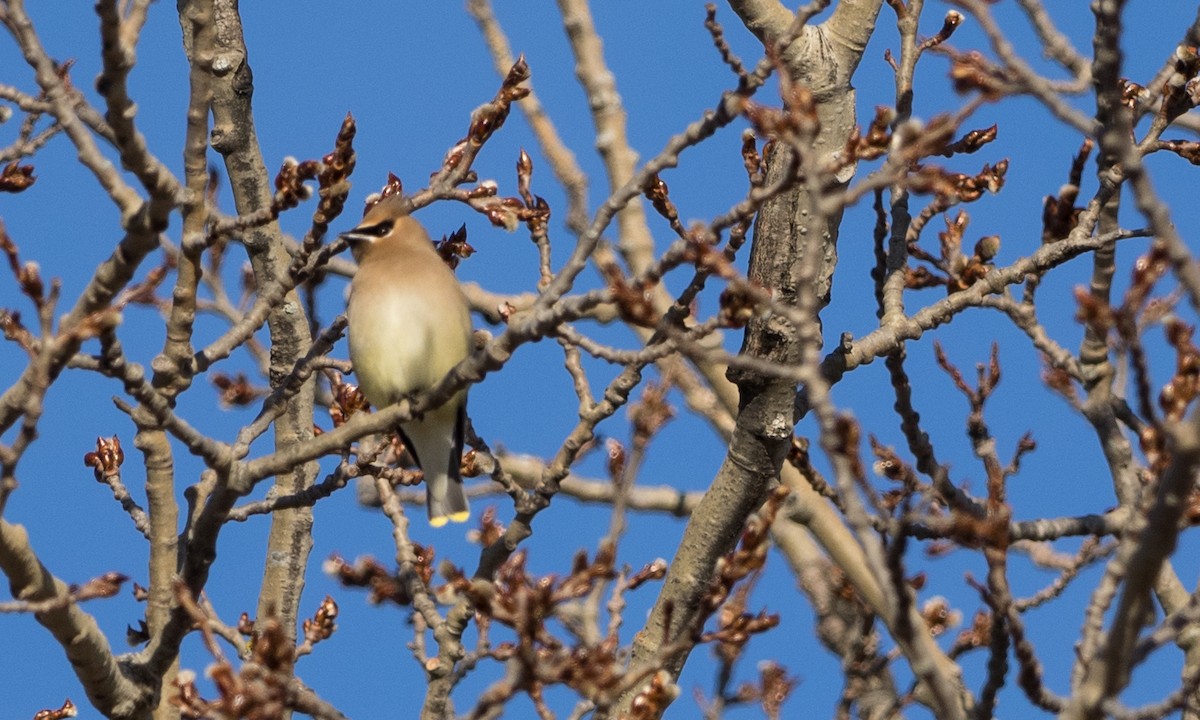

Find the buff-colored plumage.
[{"left": 342, "top": 200, "right": 472, "bottom": 526}]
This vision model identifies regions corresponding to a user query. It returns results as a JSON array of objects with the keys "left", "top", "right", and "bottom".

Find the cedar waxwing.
[{"left": 342, "top": 199, "right": 473, "bottom": 527}]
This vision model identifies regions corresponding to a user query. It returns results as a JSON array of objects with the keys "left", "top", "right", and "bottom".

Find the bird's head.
[{"left": 339, "top": 197, "right": 416, "bottom": 264}]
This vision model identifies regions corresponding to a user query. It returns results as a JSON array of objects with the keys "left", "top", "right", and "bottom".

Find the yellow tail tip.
[{"left": 429, "top": 511, "right": 470, "bottom": 528}]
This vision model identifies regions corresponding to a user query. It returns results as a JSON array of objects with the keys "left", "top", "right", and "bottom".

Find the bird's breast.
[{"left": 347, "top": 283, "right": 471, "bottom": 408}]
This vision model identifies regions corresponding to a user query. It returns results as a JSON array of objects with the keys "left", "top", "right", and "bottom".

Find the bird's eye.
[{"left": 356, "top": 219, "right": 394, "bottom": 237}]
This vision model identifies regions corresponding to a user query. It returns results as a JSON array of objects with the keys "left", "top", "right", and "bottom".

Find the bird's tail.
[
  {"left": 427, "top": 471, "right": 470, "bottom": 528},
  {"left": 407, "top": 403, "right": 470, "bottom": 528}
]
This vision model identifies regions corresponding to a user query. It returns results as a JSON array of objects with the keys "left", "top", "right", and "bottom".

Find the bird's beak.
[{"left": 340, "top": 230, "right": 373, "bottom": 263}]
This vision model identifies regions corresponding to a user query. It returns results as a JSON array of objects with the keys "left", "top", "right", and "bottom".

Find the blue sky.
[{"left": 1, "top": 2, "right": 1198, "bottom": 718}]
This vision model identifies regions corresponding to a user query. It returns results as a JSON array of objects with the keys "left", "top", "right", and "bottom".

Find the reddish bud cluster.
[
  {"left": 948, "top": 50, "right": 1014, "bottom": 100},
  {"left": 606, "top": 438, "right": 626, "bottom": 482},
  {"left": 516, "top": 148, "right": 534, "bottom": 202},
  {"left": 627, "top": 670, "right": 680, "bottom": 720},
  {"left": 211, "top": 372, "right": 261, "bottom": 408},
  {"left": 925, "top": 539, "right": 955, "bottom": 557},
  {"left": 1159, "top": 45, "right": 1200, "bottom": 122},
  {"left": 830, "top": 416, "right": 867, "bottom": 484},
  {"left": 73, "top": 572, "right": 129, "bottom": 601},
  {"left": 681, "top": 229, "right": 736, "bottom": 281},
  {"left": 869, "top": 436, "right": 919, "bottom": 511},
  {"left": 1, "top": 222, "right": 45, "bottom": 308},
  {"left": 938, "top": 509, "right": 1011, "bottom": 551},
  {"left": 436, "top": 224, "right": 475, "bottom": 269},
  {"left": 717, "top": 285, "right": 760, "bottom": 328},
  {"left": 1188, "top": 488, "right": 1200, "bottom": 526},
  {"left": 240, "top": 263, "right": 256, "bottom": 300},
  {"left": 328, "top": 376, "right": 367, "bottom": 427},
  {"left": 31, "top": 699, "right": 76, "bottom": 720},
  {"left": 116, "top": 263, "right": 169, "bottom": 309},
  {"left": 629, "top": 380, "right": 674, "bottom": 451},
  {"left": 83, "top": 435, "right": 124, "bottom": 480},
  {"left": 1042, "top": 139, "right": 1092, "bottom": 242},
  {"left": 497, "top": 300, "right": 517, "bottom": 323},
  {"left": 1074, "top": 240, "right": 1178, "bottom": 445},
  {"left": 1042, "top": 355, "right": 1079, "bottom": 404},
  {"left": 272, "top": 157, "right": 320, "bottom": 214},
  {"left": 325, "top": 554, "right": 418, "bottom": 606},
  {"left": 469, "top": 545, "right": 617, "bottom": 623},
  {"left": 785, "top": 436, "right": 812, "bottom": 473},
  {"left": 71, "top": 308, "right": 122, "bottom": 344},
  {"left": 626, "top": 558, "right": 669, "bottom": 590},
  {"left": 174, "top": 615, "right": 295, "bottom": 720},
  {"left": 312, "top": 113, "right": 357, "bottom": 232},
  {"left": 616, "top": 489, "right": 782, "bottom": 716},
  {"left": 486, "top": 190, "right": 551, "bottom": 234},
  {"left": 699, "top": 486, "right": 788, "bottom": 634},
  {"left": 920, "top": 11, "right": 964, "bottom": 51},
  {"left": 951, "top": 610, "right": 994, "bottom": 654},
  {"left": 1073, "top": 286, "right": 1115, "bottom": 337},
  {"left": 468, "top": 506, "right": 507, "bottom": 548},
  {"left": 441, "top": 543, "right": 666, "bottom": 709},
  {"left": 934, "top": 341, "right": 1002, "bottom": 407},
  {"left": 845, "top": 106, "right": 896, "bottom": 161},
  {"left": 904, "top": 265, "right": 944, "bottom": 290},
  {"left": 1158, "top": 139, "right": 1200, "bottom": 165},
  {"left": 1123, "top": 241, "right": 1170, "bottom": 313},
  {"left": 708, "top": 581, "right": 778, "bottom": 666},
  {"left": 741, "top": 130, "right": 764, "bottom": 184},
  {"left": 363, "top": 173, "right": 405, "bottom": 216},
  {"left": 471, "top": 56, "right": 531, "bottom": 149},
  {"left": 1121, "top": 79, "right": 1149, "bottom": 109},
  {"left": 0, "top": 160, "right": 36, "bottom": 193},
  {"left": 0, "top": 309, "right": 34, "bottom": 353},
  {"left": 644, "top": 174, "right": 679, "bottom": 225},
  {"left": 1160, "top": 318, "right": 1200, "bottom": 422},
  {"left": 741, "top": 80, "right": 820, "bottom": 153},
  {"left": 756, "top": 661, "right": 798, "bottom": 720},
  {"left": 601, "top": 262, "right": 659, "bottom": 328},
  {"left": 52, "top": 59, "right": 76, "bottom": 89},
  {"left": 300, "top": 595, "right": 338, "bottom": 649},
  {"left": 913, "top": 210, "right": 1001, "bottom": 293},
  {"left": 908, "top": 159, "right": 1007, "bottom": 205},
  {"left": 940, "top": 124, "right": 998, "bottom": 157},
  {"left": 920, "top": 596, "right": 962, "bottom": 637}
]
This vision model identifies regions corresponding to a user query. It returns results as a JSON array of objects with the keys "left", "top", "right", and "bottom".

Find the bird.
[{"left": 341, "top": 198, "right": 473, "bottom": 527}]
